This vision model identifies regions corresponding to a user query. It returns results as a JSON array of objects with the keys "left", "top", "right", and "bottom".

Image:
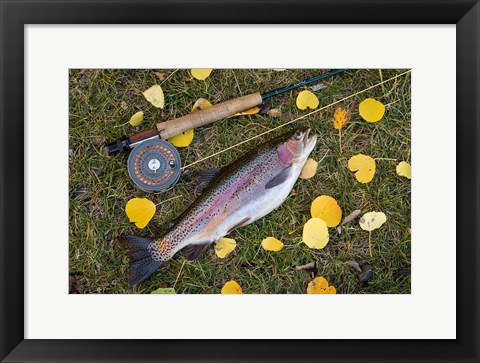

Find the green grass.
[{"left": 69, "top": 69, "right": 411, "bottom": 294}]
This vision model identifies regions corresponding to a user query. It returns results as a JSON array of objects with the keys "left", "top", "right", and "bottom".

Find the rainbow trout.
[{"left": 122, "top": 127, "right": 317, "bottom": 284}]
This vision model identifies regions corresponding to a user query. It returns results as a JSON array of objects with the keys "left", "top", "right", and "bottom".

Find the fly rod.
[{"left": 106, "top": 69, "right": 346, "bottom": 155}]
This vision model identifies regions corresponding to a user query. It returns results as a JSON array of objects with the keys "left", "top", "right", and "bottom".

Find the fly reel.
[{"left": 127, "top": 139, "right": 182, "bottom": 193}]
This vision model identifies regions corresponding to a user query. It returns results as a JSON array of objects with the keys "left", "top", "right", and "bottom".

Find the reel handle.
[{"left": 155, "top": 92, "right": 262, "bottom": 139}]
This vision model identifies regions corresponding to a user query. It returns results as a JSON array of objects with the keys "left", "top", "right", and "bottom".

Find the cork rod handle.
[{"left": 156, "top": 92, "right": 263, "bottom": 140}]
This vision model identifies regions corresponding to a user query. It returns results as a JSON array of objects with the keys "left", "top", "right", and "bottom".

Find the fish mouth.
[{"left": 303, "top": 128, "right": 317, "bottom": 150}]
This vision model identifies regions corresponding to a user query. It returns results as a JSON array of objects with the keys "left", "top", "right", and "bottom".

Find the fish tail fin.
[{"left": 120, "top": 235, "right": 163, "bottom": 285}]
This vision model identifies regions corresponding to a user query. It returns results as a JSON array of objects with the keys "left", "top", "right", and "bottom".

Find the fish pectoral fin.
[
  {"left": 265, "top": 166, "right": 292, "bottom": 189},
  {"left": 183, "top": 242, "right": 212, "bottom": 261},
  {"left": 227, "top": 217, "right": 251, "bottom": 234},
  {"left": 195, "top": 167, "right": 223, "bottom": 193}
]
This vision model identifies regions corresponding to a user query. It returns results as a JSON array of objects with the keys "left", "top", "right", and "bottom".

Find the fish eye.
[{"left": 293, "top": 131, "right": 303, "bottom": 140}]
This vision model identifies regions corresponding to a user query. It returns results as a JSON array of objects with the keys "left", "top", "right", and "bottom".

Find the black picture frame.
[{"left": 1, "top": 1, "right": 479, "bottom": 362}]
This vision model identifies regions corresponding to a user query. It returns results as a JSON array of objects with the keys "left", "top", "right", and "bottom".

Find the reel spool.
[{"left": 127, "top": 139, "right": 182, "bottom": 193}]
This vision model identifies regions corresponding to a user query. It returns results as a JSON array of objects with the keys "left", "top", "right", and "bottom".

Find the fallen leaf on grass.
[
  {"left": 333, "top": 106, "right": 352, "bottom": 129},
  {"left": 359, "top": 211, "right": 387, "bottom": 257},
  {"left": 154, "top": 72, "right": 166, "bottom": 81},
  {"left": 295, "top": 262, "right": 316, "bottom": 271},
  {"left": 296, "top": 90, "right": 319, "bottom": 110},
  {"left": 310, "top": 195, "right": 342, "bottom": 227},
  {"left": 261, "top": 237, "right": 284, "bottom": 252},
  {"left": 191, "top": 69, "right": 213, "bottom": 80},
  {"left": 267, "top": 108, "right": 282, "bottom": 117},
  {"left": 125, "top": 198, "right": 156, "bottom": 229},
  {"left": 396, "top": 161, "right": 411, "bottom": 179},
  {"left": 358, "top": 264, "right": 372, "bottom": 284},
  {"left": 348, "top": 154, "right": 376, "bottom": 183},
  {"left": 299, "top": 158, "right": 318, "bottom": 179},
  {"left": 346, "top": 260, "right": 362, "bottom": 273},
  {"left": 142, "top": 85, "right": 165, "bottom": 108},
  {"left": 215, "top": 238, "right": 236, "bottom": 258},
  {"left": 151, "top": 287, "right": 176, "bottom": 294},
  {"left": 295, "top": 262, "right": 317, "bottom": 278},
  {"left": 359, "top": 98, "right": 385, "bottom": 122},
  {"left": 359, "top": 211, "right": 387, "bottom": 231},
  {"left": 302, "top": 218, "right": 329, "bottom": 249},
  {"left": 129, "top": 111, "right": 144, "bottom": 126},
  {"left": 340, "top": 209, "right": 362, "bottom": 226},
  {"left": 221, "top": 280, "right": 242, "bottom": 294},
  {"left": 307, "top": 276, "right": 336, "bottom": 294}
]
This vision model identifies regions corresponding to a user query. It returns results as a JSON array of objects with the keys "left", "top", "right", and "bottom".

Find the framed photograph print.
[{"left": 1, "top": 0, "right": 479, "bottom": 362}]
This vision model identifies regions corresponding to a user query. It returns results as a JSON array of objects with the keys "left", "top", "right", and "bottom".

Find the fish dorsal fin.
[
  {"left": 183, "top": 242, "right": 212, "bottom": 261},
  {"left": 265, "top": 166, "right": 292, "bottom": 189},
  {"left": 195, "top": 168, "right": 223, "bottom": 193}
]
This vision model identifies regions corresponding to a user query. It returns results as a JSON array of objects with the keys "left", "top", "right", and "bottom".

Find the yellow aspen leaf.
[
  {"left": 191, "top": 69, "right": 213, "bottom": 80},
  {"left": 168, "top": 98, "right": 213, "bottom": 147},
  {"left": 396, "top": 161, "right": 411, "bottom": 179},
  {"left": 190, "top": 98, "right": 213, "bottom": 113},
  {"left": 348, "top": 154, "right": 376, "bottom": 183},
  {"left": 128, "top": 111, "right": 144, "bottom": 126},
  {"left": 151, "top": 287, "right": 176, "bottom": 294},
  {"left": 359, "top": 98, "right": 385, "bottom": 122},
  {"left": 142, "top": 85, "right": 165, "bottom": 108},
  {"left": 324, "top": 286, "right": 337, "bottom": 294},
  {"left": 310, "top": 195, "right": 342, "bottom": 227},
  {"left": 333, "top": 106, "right": 352, "bottom": 129},
  {"left": 215, "top": 238, "right": 237, "bottom": 258},
  {"left": 267, "top": 108, "right": 282, "bottom": 117},
  {"left": 125, "top": 198, "right": 156, "bottom": 229},
  {"left": 307, "top": 276, "right": 337, "bottom": 294},
  {"left": 261, "top": 237, "right": 284, "bottom": 252},
  {"left": 154, "top": 72, "right": 166, "bottom": 81},
  {"left": 168, "top": 129, "right": 194, "bottom": 148},
  {"left": 221, "top": 280, "right": 242, "bottom": 294},
  {"left": 234, "top": 106, "right": 260, "bottom": 116},
  {"left": 302, "top": 218, "right": 329, "bottom": 249},
  {"left": 296, "top": 90, "right": 319, "bottom": 110},
  {"left": 359, "top": 211, "right": 387, "bottom": 231},
  {"left": 299, "top": 158, "right": 318, "bottom": 179}
]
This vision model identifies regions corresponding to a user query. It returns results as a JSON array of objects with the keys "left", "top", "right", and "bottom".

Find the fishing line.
[{"left": 181, "top": 70, "right": 411, "bottom": 170}]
